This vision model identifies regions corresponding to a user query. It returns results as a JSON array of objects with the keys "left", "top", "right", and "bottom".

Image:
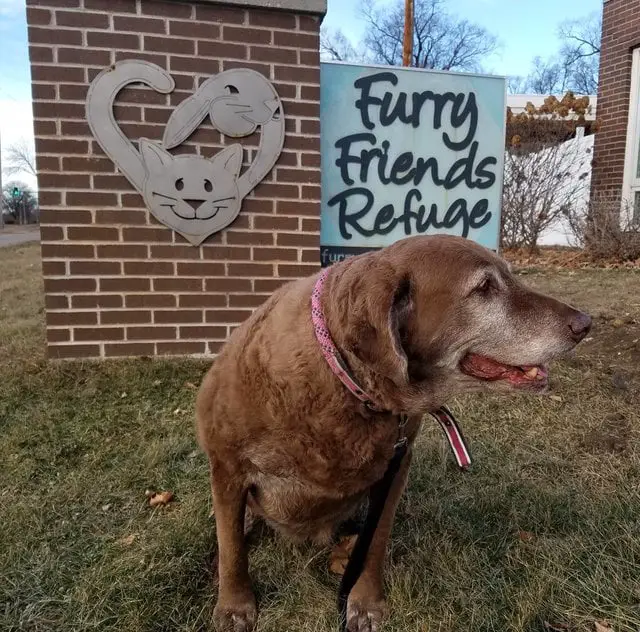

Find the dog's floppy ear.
[{"left": 344, "top": 269, "right": 413, "bottom": 386}]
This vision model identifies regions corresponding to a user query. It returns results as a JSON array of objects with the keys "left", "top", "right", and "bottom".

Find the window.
[{"left": 623, "top": 48, "right": 640, "bottom": 225}]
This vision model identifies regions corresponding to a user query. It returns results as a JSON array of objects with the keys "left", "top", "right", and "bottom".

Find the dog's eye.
[
  {"left": 175, "top": 178, "right": 184, "bottom": 191},
  {"left": 475, "top": 277, "right": 492, "bottom": 294}
]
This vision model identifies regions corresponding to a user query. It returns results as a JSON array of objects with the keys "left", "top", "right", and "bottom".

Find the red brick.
[
  {"left": 32, "top": 83, "right": 55, "bottom": 99},
  {"left": 253, "top": 215, "right": 298, "bottom": 230},
  {"left": 125, "top": 294, "right": 176, "bottom": 308},
  {"left": 204, "top": 277, "right": 252, "bottom": 293},
  {"left": 198, "top": 40, "right": 247, "bottom": 59},
  {"left": 278, "top": 167, "right": 320, "bottom": 184},
  {"left": 178, "top": 294, "right": 227, "bottom": 308},
  {"left": 169, "top": 20, "right": 220, "bottom": 38},
  {"left": 98, "top": 244, "right": 148, "bottom": 258},
  {"left": 33, "top": 102, "right": 85, "bottom": 119},
  {"left": 30, "top": 46, "right": 53, "bottom": 63},
  {"left": 249, "top": 10, "right": 296, "bottom": 29},
  {"left": 101, "top": 310, "right": 152, "bottom": 324},
  {"left": 153, "top": 277, "right": 203, "bottom": 291},
  {"left": 227, "top": 231, "right": 274, "bottom": 246},
  {"left": 301, "top": 249, "right": 319, "bottom": 263},
  {"left": 100, "top": 277, "right": 150, "bottom": 292},
  {"left": 277, "top": 232, "right": 318, "bottom": 247},
  {"left": 45, "top": 295, "right": 69, "bottom": 310},
  {"left": 38, "top": 191, "right": 62, "bottom": 205},
  {"left": 72, "top": 294, "right": 123, "bottom": 309},
  {"left": 87, "top": 31, "right": 140, "bottom": 49},
  {"left": 42, "top": 260, "right": 66, "bottom": 276},
  {"left": 225, "top": 26, "right": 271, "bottom": 45},
  {"left": 32, "top": 64, "right": 85, "bottom": 83},
  {"left": 47, "top": 329, "right": 70, "bottom": 343},
  {"left": 150, "top": 245, "right": 201, "bottom": 260},
  {"left": 145, "top": 35, "right": 194, "bottom": 55},
  {"left": 48, "top": 311, "right": 98, "bottom": 326},
  {"left": 42, "top": 243, "right": 94, "bottom": 258},
  {"left": 157, "top": 341, "right": 206, "bottom": 355},
  {"left": 128, "top": 326, "right": 176, "bottom": 340},
  {"left": 301, "top": 119, "right": 320, "bottom": 134},
  {"left": 85, "top": 0, "right": 136, "bottom": 11},
  {"left": 39, "top": 139, "right": 89, "bottom": 155},
  {"left": 155, "top": 310, "right": 203, "bottom": 324},
  {"left": 299, "top": 15, "right": 321, "bottom": 31},
  {"left": 60, "top": 121, "right": 92, "bottom": 136},
  {"left": 39, "top": 227, "right": 65, "bottom": 242},
  {"left": 27, "top": 7, "right": 52, "bottom": 25},
  {"left": 75, "top": 327, "right": 125, "bottom": 342},
  {"left": 195, "top": 5, "right": 245, "bottom": 24},
  {"left": 63, "top": 156, "right": 115, "bottom": 173},
  {"left": 228, "top": 262, "right": 272, "bottom": 277},
  {"left": 49, "top": 344, "right": 100, "bottom": 359},
  {"left": 123, "top": 261, "right": 173, "bottom": 276},
  {"left": 105, "top": 343, "right": 155, "bottom": 357},
  {"left": 40, "top": 173, "right": 91, "bottom": 189},
  {"left": 274, "top": 31, "right": 319, "bottom": 49},
  {"left": 114, "top": 15, "right": 166, "bottom": 33},
  {"left": 302, "top": 218, "right": 320, "bottom": 232},
  {"left": 179, "top": 325, "right": 227, "bottom": 338},
  {"left": 176, "top": 262, "right": 226, "bottom": 276},
  {"left": 29, "top": 26, "right": 82, "bottom": 46},
  {"left": 123, "top": 227, "right": 173, "bottom": 242},
  {"left": 95, "top": 210, "right": 146, "bottom": 225},
  {"left": 140, "top": 0, "right": 192, "bottom": 17},
  {"left": 58, "top": 48, "right": 112, "bottom": 66},
  {"left": 253, "top": 182, "right": 299, "bottom": 199},
  {"left": 252, "top": 247, "right": 297, "bottom": 262},
  {"left": 57, "top": 10, "right": 109, "bottom": 28},
  {"left": 45, "top": 277, "right": 96, "bottom": 293},
  {"left": 276, "top": 200, "right": 319, "bottom": 216},
  {"left": 68, "top": 226, "right": 119, "bottom": 241},
  {"left": 229, "top": 294, "right": 270, "bottom": 308},
  {"left": 93, "top": 174, "right": 132, "bottom": 190},
  {"left": 70, "top": 261, "right": 122, "bottom": 275},
  {"left": 202, "top": 246, "right": 251, "bottom": 260}
]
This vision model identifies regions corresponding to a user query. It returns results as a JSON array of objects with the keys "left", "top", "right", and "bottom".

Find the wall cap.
[{"left": 190, "top": 0, "right": 326, "bottom": 14}]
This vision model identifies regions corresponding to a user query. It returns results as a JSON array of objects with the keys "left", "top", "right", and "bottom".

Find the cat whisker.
[{"left": 153, "top": 192, "right": 177, "bottom": 201}]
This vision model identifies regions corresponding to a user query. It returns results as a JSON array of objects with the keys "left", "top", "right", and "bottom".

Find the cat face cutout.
[{"left": 139, "top": 139, "right": 243, "bottom": 245}]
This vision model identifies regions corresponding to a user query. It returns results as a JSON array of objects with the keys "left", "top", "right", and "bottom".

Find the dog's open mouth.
[{"left": 460, "top": 353, "right": 548, "bottom": 388}]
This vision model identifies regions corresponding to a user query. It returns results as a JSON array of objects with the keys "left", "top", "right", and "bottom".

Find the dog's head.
[{"left": 328, "top": 235, "right": 591, "bottom": 411}]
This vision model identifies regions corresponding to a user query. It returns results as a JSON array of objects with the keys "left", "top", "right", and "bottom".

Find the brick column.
[
  {"left": 591, "top": 0, "right": 640, "bottom": 198},
  {"left": 26, "top": 0, "right": 325, "bottom": 359}
]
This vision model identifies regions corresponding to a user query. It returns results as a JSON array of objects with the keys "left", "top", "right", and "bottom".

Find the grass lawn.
[{"left": 1, "top": 243, "right": 639, "bottom": 632}]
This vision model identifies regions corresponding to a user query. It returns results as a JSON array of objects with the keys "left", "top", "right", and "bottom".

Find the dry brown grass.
[{"left": 1, "top": 244, "right": 639, "bottom": 632}]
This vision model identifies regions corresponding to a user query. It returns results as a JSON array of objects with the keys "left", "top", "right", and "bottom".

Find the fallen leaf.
[
  {"left": 549, "top": 395, "right": 563, "bottom": 402},
  {"left": 173, "top": 408, "right": 182, "bottom": 415},
  {"left": 611, "top": 319, "right": 625, "bottom": 328},
  {"left": 101, "top": 504, "right": 111, "bottom": 512},
  {"left": 184, "top": 381, "right": 197, "bottom": 390},
  {"left": 120, "top": 392, "right": 128, "bottom": 399},
  {"left": 595, "top": 621, "right": 613, "bottom": 632},
  {"left": 148, "top": 491, "right": 174, "bottom": 507},
  {"left": 518, "top": 530, "right": 535, "bottom": 542},
  {"left": 153, "top": 379, "right": 162, "bottom": 386},
  {"left": 119, "top": 534, "right": 136, "bottom": 546}
]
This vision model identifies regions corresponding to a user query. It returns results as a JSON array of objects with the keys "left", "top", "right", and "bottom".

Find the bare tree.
[
  {"left": 360, "top": 0, "right": 498, "bottom": 71},
  {"left": 521, "top": 11, "right": 601, "bottom": 95},
  {"left": 558, "top": 11, "right": 601, "bottom": 95},
  {"left": 4, "top": 138, "right": 37, "bottom": 179},
  {"left": 320, "top": 27, "right": 362, "bottom": 62},
  {"left": 507, "top": 75, "right": 528, "bottom": 95}
]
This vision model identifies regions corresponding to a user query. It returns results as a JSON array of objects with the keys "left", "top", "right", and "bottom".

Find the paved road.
[{"left": 0, "top": 230, "right": 40, "bottom": 247}]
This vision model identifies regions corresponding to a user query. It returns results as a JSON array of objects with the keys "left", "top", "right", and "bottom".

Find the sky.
[{"left": 1, "top": 0, "right": 602, "bottom": 188}]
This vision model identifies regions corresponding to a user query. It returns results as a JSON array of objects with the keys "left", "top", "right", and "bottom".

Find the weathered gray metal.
[
  {"left": 188, "top": 0, "right": 326, "bottom": 14},
  {"left": 86, "top": 60, "right": 285, "bottom": 245}
]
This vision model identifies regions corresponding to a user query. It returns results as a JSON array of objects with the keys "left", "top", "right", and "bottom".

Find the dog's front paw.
[
  {"left": 213, "top": 594, "right": 257, "bottom": 632},
  {"left": 346, "top": 594, "right": 387, "bottom": 632}
]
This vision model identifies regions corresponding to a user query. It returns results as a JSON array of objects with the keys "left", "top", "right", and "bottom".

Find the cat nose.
[{"left": 185, "top": 199, "right": 205, "bottom": 211}]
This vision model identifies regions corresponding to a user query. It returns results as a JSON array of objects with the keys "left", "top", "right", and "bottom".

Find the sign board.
[{"left": 320, "top": 62, "right": 506, "bottom": 266}]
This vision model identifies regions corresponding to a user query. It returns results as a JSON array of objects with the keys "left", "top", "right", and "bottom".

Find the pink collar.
[{"left": 311, "top": 268, "right": 472, "bottom": 471}]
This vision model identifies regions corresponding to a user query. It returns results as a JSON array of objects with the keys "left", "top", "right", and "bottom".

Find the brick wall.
[
  {"left": 591, "top": 0, "right": 640, "bottom": 197},
  {"left": 26, "top": 0, "right": 323, "bottom": 359}
]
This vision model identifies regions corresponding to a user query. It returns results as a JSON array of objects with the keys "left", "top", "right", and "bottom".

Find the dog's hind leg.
[{"left": 209, "top": 458, "right": 257, "bottom": 632}]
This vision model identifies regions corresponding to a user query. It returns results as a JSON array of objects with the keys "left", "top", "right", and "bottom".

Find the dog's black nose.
[{"left": 568, "top": 311, "right": 592, "bottom": 342}]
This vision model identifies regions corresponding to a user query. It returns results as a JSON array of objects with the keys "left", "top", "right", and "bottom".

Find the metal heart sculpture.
[{"left": 86, "top": 60, "right": 285, "bottom": 246}]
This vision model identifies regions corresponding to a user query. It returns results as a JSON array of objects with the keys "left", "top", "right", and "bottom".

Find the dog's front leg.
[
  {"left": 346, "top": 449, "right": 412, "bottom": 632},
  {"left": 210, "top": 460, "right": 256, "bottom": 632}
]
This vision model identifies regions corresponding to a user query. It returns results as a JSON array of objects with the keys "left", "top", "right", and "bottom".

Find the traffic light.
[{"left": 12, "top": 187, "right": 21, "bottom": 199}]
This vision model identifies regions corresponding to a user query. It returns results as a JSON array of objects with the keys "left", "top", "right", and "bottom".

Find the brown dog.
[{"left": 196, "top": 235, "right": 591, "bottom": 632}]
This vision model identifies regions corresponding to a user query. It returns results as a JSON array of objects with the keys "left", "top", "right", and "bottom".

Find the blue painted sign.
[{"left": 320, "top": 62, "right": 506, "bottom": 267}]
